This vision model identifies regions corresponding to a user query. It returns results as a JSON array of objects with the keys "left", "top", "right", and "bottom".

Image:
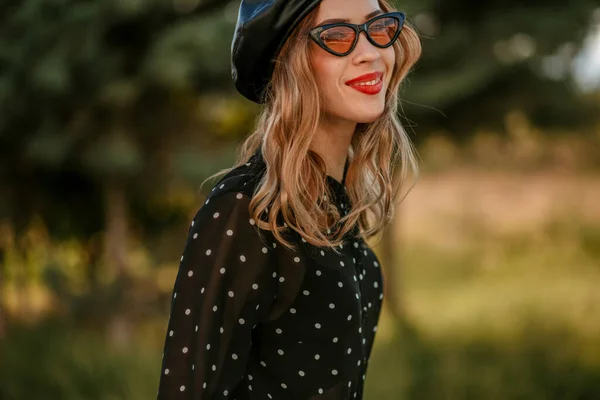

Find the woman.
[{"left": 157, "top": 0, "right": 421, "bottom": 398}]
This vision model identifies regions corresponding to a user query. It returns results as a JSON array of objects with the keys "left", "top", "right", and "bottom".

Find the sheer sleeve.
[{"left": 157, "top": 190, "right": 277, "bottom": 399}]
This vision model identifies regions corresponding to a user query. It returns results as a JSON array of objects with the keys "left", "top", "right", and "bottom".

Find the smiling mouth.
[{"left": 347, "top": 76, "right": 383, "bottom": 87}]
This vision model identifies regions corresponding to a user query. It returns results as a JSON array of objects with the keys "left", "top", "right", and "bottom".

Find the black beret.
[{"left": 231, "top": 0, "right": 323, "bottom": 104}]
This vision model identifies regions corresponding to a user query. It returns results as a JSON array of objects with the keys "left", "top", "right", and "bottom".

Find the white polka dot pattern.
[{"left": 156, "top": 151, "right": 384, "bottom": 400}]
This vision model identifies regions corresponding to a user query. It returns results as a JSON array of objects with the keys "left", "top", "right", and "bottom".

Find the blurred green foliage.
[
  {"left": 367, "top": 319, "right": 600, "bottom": 400},
  {"left": 400, "top": 0, "right": 599, "bottom": 132},
  {"left": 0, "top": 318, "right": 158, "bottom": 400}
]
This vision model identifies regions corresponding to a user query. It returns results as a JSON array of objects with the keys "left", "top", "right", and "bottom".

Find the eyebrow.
[{"left": 317, "top": 10, "right": 384, "bottom": 25}]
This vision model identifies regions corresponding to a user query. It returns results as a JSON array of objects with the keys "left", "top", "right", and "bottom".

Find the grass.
[
  {"left": 0, "top": 318, "right": 160, "bottom": 400},
  {"left": 364, "top": 207, "right": 600, "bottom": 399}
]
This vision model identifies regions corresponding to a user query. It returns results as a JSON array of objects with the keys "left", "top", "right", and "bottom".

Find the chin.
[
  {"left": 352, "top": 107, "right": 385, "bottom": 124},
  {"left": 326, "top": 100, "right": 386, "bottom": 124}
]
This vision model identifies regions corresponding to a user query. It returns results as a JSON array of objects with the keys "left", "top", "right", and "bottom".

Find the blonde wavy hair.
[{"left": 203, "top": 0, "right": 422, "bottom": 253}]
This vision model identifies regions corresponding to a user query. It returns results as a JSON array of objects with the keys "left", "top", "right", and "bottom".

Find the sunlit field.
[{"left": 366, "top": 169, "right": 600, "bottom": 399}]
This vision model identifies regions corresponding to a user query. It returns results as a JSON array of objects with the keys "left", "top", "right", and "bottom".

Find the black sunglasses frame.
[{"left": 309, "top": 11, "right": 406, "bottom": 57}]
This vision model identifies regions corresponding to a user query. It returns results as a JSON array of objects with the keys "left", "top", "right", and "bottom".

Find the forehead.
[{"left": 315, "top": 0, "right": 382, "bottom": 24}]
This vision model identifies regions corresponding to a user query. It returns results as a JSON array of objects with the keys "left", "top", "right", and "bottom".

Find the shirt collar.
[{"left": 325, "top": 158, "right": 349, "bottom": 205}]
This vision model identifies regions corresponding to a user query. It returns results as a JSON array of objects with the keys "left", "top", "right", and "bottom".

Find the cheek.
[
  {"left": 384, "top": 48, "right": 397, "bottom": 83},
  {"left": 311, "top": 49, "right": 343, "bottom": 96}
]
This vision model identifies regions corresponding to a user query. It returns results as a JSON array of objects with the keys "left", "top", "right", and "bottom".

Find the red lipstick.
[{"left": 345, "top": 71, "right": 384, "bottom": 95}]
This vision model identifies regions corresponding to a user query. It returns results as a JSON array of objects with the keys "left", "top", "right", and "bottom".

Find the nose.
[{"left": 352, "top": 30, "right": 381, "bottom": 62}]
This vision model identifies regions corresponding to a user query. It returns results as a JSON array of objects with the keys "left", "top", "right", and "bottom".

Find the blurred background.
[{"left": 1, "top": 0, "right": 599, "bottom": 399}]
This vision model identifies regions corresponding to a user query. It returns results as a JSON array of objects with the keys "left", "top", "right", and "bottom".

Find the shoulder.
[
  {"left": 191, "top": 150, "right": 267, "bottom": 227},
  {"left": 204, "top": 149, "right": 266, "bottom": 205}
]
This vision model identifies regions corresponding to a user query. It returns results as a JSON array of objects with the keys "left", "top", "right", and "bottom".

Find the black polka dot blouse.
[{"left": 157, "top": 149, "right": 385, "bottom": 399}]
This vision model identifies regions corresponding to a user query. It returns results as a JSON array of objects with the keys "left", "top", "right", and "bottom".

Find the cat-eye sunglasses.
[{"left": 309, "top": 11, "right": 406, "bottom": 57}]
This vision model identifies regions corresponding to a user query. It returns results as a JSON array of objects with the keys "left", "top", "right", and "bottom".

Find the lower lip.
[{"left": 346, "top": 78, "right": 383, "bottom": 95}]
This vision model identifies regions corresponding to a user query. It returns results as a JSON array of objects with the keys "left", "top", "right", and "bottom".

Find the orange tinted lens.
[
  {"left": 368, "top": 17, "right": 398, "bottom": 46},
  {"left": 320, "top": 26, "right": 355, "bottom": 53}
]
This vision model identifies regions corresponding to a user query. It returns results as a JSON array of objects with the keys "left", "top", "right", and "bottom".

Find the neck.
[{"left": 310, "top": 116, "right": 356, "bottom": 184}]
